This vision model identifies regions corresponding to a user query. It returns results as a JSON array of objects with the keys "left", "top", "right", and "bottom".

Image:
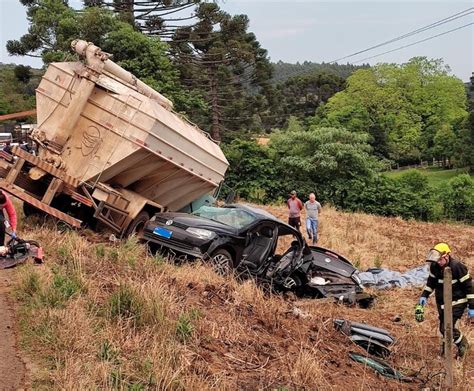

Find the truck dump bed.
[{"left": 34, "top": 43, "right": 228, "bottom": 211}]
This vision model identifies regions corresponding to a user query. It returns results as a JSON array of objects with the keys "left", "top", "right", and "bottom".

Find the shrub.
[
  {"left": 344, "top": 173, "right": 436, "bottom": 221},
  {"left": 396, "top": 170, "right": 435, "bottom": 221},
  {"left": 221, "top": 139, "right": 279, "bottom": 204},
  {"left": 440, "top": 174, "right": 474, "bottom": 223}
]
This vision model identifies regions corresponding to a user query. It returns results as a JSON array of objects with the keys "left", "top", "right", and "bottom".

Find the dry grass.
[{"left": 11, "top": 204, "right": 474, "bottom": 390}]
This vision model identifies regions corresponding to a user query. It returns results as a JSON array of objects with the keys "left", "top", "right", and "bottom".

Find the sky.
[{"left": 0, "top": 0, "right": 472, "bottom": 81}]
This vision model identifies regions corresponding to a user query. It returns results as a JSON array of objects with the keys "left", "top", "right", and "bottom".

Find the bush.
[
  {"left": 221, "top": 139, "right": 279, "bottom": 204},
  {"left": 344, "top": 173, "right": 436, "bottom": 221},
  {"left": 396, "top": 170, "right": 435, "bottom": 221},
  {"left": 440, "top": 174, "right": 474, "bottom": 223}
]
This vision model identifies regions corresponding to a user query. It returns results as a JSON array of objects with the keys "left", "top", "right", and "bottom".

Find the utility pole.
[{"left": 443, "top": 266, "right": 453, "bottom": 389}]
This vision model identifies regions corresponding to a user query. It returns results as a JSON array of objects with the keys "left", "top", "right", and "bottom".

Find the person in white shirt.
[{"left": 304, "top": 193, "right": 322, "bottom": 245}]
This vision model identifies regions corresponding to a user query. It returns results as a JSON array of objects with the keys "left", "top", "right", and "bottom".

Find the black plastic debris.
[{"left": 334, "top": 319, "right": 395, "bottom": 357}]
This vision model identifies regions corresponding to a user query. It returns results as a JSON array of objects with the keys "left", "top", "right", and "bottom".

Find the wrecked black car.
[{"left": 141, "top": 204, "right": 372, "bottom": 306}]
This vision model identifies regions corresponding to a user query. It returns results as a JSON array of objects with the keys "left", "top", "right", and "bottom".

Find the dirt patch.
[{"left": 0, "top": 269, "right": 27, "bottom": 390}]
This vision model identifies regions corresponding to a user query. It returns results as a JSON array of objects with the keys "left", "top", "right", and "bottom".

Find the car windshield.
[{"left": 192, "top": 206, "right": 256, "bottom": 229}]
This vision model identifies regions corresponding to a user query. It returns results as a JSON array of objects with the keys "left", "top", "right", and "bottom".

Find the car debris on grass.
[{"left": 334, "top": 318, "right": 395, "bottom": 358}]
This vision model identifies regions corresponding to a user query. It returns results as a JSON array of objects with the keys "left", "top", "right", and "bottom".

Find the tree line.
[
  {"left": 223, "top": 130, "right": 474, "bottom": 224},
  {"left": 271, "top": 61, "right": 369, "bottom": 84}
]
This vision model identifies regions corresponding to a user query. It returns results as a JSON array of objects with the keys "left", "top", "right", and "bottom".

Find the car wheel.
[
  {"left": 125, "top": 211, "right": 150, "bottom": 237},
  {"left": 210, "top": 249, "right": 234, "bottom": 276}
]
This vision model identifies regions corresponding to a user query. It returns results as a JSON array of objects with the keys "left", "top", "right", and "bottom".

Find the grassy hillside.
[
  {"left": 12, "top": 205, "right": 474, "bottom": 389},
  {"left": 384, "top": 168, "right": 470, "bottom": 188}
]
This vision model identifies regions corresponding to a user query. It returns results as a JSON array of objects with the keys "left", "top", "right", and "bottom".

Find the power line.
[
  {"left": 329, "top": 7, "right": 473, "bottom": 63},
  {"left": 352, "top": 22, "right": 473, "bottom": 63}
]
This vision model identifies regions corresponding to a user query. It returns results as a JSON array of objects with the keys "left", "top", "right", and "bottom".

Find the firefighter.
[
  {"left": 415, "top": 243, "right": 473, "bottom": 357},
  {"left": 0, "top": 191, "right": 17, "bottom": 246}
]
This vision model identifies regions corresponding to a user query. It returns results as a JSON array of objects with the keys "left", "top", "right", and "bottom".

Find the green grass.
[{"left": 384, "top": 167, "right": 471, "bottom": 188}]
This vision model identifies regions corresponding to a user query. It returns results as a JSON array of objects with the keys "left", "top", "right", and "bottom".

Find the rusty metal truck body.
[{"left": 0, "top": 40, "right": 228, "bottom": 235}]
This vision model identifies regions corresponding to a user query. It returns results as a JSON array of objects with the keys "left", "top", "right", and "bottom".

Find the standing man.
[
  {"left": 304, "top": 193, "right": 322, "bottom": 245},
  {"left": 0, "top": 191, "right": 17, "bottom": 246},
  {"left": 287, "top": 190, "right": 303, "bottom": 232},
  {"left": 415, "top": 243, "right": 473, "bottom": 357}
]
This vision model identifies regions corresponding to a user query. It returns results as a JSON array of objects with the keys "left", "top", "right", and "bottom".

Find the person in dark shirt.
[
  {"left": 287, "top": 190, "right": 303, "bottom": 232},
  {"left": 415, "top": 242, "right": 473, "bottom": 357}
]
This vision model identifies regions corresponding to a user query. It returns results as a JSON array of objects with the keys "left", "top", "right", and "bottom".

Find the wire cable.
[
  {"left": 353, "top": 22, "right": 473, "bottom": 63},
  {"left": 329, "top": 7, "right": 473, "bottom": 63}
]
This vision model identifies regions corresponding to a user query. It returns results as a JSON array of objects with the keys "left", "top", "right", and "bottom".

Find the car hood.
[
  {"left": 310, "top": 247, "right": 357, "bottom": 278},
  {"left": 153, "top": 212, "right": 239, "bottom": 234}
]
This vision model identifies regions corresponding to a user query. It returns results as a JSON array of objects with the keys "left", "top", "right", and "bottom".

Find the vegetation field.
[
  {"left": 11, "top": 205, "right": 474, "bottom": 390},
  {"left": 384, "top": 167, "right": 471, "bottom": 188}
]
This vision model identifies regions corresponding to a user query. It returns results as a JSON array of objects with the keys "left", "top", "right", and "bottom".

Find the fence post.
[{"left": 443, "top": 266, "right": 453, "bottom": 389}]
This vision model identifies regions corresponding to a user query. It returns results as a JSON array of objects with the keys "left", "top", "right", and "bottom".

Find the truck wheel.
[
  {"left": 210, "top": 249, "right": 234, "bottom": 275},
  {"left": 125, "top": 211, "right": 150, "bottom": 237},
  {"left": 23, "top": 202, "right": 46, "bottom": 218}
]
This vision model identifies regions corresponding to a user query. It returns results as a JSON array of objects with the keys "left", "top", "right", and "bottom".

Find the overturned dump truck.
[{"left": 0, "top": 40, "right": 228, "bottom": 236}]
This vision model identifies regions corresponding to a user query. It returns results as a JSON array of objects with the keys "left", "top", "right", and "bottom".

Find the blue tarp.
[{"left": 357, "top": 265, "right": 429, "bottom": 289}]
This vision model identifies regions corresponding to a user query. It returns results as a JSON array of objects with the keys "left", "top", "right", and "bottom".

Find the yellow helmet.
[
  {"left": 433, "top": 243, "right": 451, "bottom": 254},
  {"left": 426, "top": 242, "right": 451, "bottom": 262}
]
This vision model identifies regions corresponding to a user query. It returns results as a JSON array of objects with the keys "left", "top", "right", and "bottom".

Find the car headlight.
[{"left": 185, "top": 227, "right": 216, "bottom": 239}]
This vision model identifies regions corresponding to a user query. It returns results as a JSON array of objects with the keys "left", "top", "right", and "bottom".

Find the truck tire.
[
  {"left": 210, "top": 248, "right": 234, "bottom": 275},
  {"left": 23, "top": 202, "right": 46, "bottom": 218},
  {"left": 125, "top": 211, "right": 150, "bottom": 237}
]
